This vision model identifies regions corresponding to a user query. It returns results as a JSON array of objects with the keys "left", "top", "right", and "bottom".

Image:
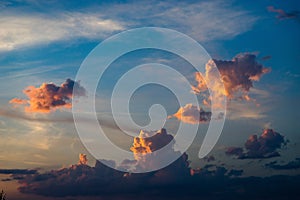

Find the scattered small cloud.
[
  {"left": 267, "top": 6, "right": 299, "bottom": 20},
  {"left": 10, "top": 78, "right": 86, "bottom": 113},
  {"left": 226, "top": 129, "right": 287, "bottom": 159},
  {"left": 261, "top": 55, "right": 272, "bottom": 61},
  {"left": 168, "top": 104, "right": 211, "bottom": 124}
]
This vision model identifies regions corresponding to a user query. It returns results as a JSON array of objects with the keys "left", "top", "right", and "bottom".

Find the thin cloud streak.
[
  {"left": 0, "top": 0, "right": 258, "bottom": 51},
  {"left": 0, "top": 12, "right": 125, "bottom": 51}
]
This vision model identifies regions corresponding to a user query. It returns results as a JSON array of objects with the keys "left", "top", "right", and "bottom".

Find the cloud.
[
  {"left": 18, "top": 160, "right": 123, "bottom": 197},
  {"left": 168, "top": 104, "right": 211, "bottom": 124},
  {"left": 10, "top": 78, "right": 86, "bottom": 113},
  {"left": 130, "top": 129, "right": 173, "bottom": 155},
  {"left": 192, "top": 53, "right": 270, "bottom": 101},
  {"left": 225, "top": 147, "right": 244, "bottom": 157},
  {"left": 78, "top": 153, "right": 88, "bottom": 165},
  {"left": 0, "top": 12, "right": 124, "bottom": 51},
  {"left": 203, "top": 155, "right": 216, "bottom": 162},
  {"left": 265, "top": 158, "right": 300, "bottom": 170},
  {"left": 261, "top": 55, "right": 272, "bottom": 61},
  {"left": 267, "top": 6, "right": 299, "bottom": 20},
  {"left": 105, "top": 0, "right": 257, "bottom": 41},
  {"left": 0, "top": 169, "right": 37, "bottom": 175},
  {"left": 0, "top": 0, "right": 257, "bottom": 51},
  {"left": 228, "top": 169, "right": 243, "bottom": 177},
  {"left": 15, "top": 154, "right": 300, "bottom": 199},
  {"left": 17, "top": 128, "right": 192, "bottom": 196},
  {"left": 226, "top": 129, "right": 287, "bottom": 159},
  {"left": 129, "top": 129, "right": 190, "bottom": 174}
]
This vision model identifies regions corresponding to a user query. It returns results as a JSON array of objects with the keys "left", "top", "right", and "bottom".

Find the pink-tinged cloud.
[
  {"left": 226, "top": 129, "right": 286, "bottom": 159},
  {"left": 10, "top": 78, "right": 85, "bottom": 113},
  {"left": 168, "top": 104, "right": 211, "bottom": 124},
  {"left": 192, "top": 53, "right": 270, "bottom": 101},
  {"left": 267, "top": 6, "right": 299, "bottom": 20}
]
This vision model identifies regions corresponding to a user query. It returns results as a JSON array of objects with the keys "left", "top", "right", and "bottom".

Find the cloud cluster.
[
  {"left": 266, "top": 158, "right": 300, "bottom": 170},
  {"left": 267, "top": 6, "right": 299, "bottom": 20},
  {"left": 128, "top": 129, "right": 190, "bottom": 174},
  {"left": 192, "top": 53, "right": 270, "bottom": 101},
  {"left": 10, "top": 78, "right": 85, "bottom": 113},
  {"left": 15, "top": 156, "right": 235, "bottom": 198},
  {"left": 226, "top": 129, "right": 286, "bottom": 159},
  {"left": 13, "top": 153, "right": 300, "bottom": 199},
  {"left": 17, "top": 129, "right": 192, "bottom": 196},
  {"left": 168, "top": 104, "right": 211, "bottom": 124}
]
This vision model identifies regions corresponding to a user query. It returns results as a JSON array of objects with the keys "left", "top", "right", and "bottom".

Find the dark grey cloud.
[
  {"left": 14, "top": 159, "right": 300, "bottom": 199},
  {"left": 226, "top": 129, "right": 286, "bottom": 159},
  {"left": 0, "top": 169, "right": 37, "bottom": 175},
  {"left": 266, "top": 158, "right": 300, "bottom": 170},
  {"left": 203, "top": 155, "right": 215, "bottom": 162},
  {"left": 228, "top": 169, "right": 243, "bottom": 177}
]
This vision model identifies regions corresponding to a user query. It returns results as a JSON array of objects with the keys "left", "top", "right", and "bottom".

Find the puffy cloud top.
[
  {"left": 10, "top": 78, "right": 85, "bottom": 113},
  {"left": 192, "top": 53, "right": 270, "bottom": 101},
  {"left": 226, "top": 129, "right": 286, "bottom": 159}
]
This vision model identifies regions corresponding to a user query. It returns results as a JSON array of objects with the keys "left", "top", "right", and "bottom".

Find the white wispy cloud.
[
  {"left": 0, "top": 12, "right": 125, "bottom": 51},
  {"left": 0, "top": 0, "right": 258, "bottom": 51},
  {"left": 103, "top": 0, "right": 258, "bottom": 41}
]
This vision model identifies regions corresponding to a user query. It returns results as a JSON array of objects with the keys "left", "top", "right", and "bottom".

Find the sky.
[{"left": 0, "top": 0, "right": 300, "bottom": 199}]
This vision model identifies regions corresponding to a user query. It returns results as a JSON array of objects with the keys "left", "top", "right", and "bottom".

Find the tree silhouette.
[{"left": 0, "top": 190, "right": 6, "bottom": 200}]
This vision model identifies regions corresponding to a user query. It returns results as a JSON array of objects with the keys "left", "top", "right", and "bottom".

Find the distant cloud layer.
[
  {"left": 266, "top": 158, "right": 300, "bottom": 170},
  {"left": 226, "top": 129, "right": 286, "bottom": 159},
  {"left": 17, "top": 129, "right": 192, "bottom": 197},
  {"left": 0, "top": 169, "right": 37, "bottom": 175},
  {"left": 10, "top": 78, "right": 85, "bottom": 113},
  {"left": 14, "top": 155, "right": 300, "bottom": 199},
  {"left": 4, "top": 128, "right": 298, "bottom": 199}
]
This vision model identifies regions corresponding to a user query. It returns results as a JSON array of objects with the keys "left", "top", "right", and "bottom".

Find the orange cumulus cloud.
[
  {"left": 192, "top": 53, "right": 270, "bottom": 103},
  {"left": 168, "top": 104, "right": 211, "bottom": 124},
  {"left": 9, "top": 78, "right": 85, "bottom": 113},
  {"left": 78, "top": 153, "right": 88, "bottom": 165}
]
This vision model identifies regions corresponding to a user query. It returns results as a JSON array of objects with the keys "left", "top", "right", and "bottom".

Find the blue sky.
[{"left": 0, "top": 0, "right": 300, "bottom": 199}]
